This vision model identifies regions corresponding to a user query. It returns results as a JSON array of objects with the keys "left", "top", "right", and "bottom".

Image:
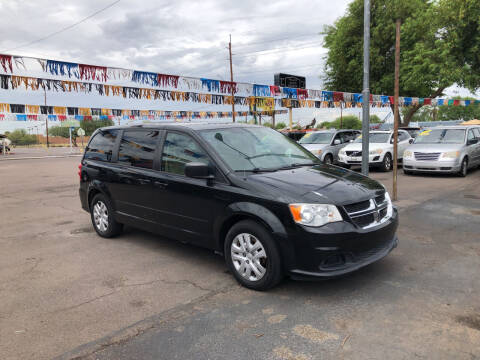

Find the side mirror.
[
  {"left": 333, "top": 139, "right": 341, "bottom": 145},
  {"left": 467, "top": 138, "right": 478, "bottom": 145},
  {"left": 409, "top": 138, "right": 414, "bottom": 144},
  {"left": 185, "top": 162, "right": 214, "bottom": 179}
]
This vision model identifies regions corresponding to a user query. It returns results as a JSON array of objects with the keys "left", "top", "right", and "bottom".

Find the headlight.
[
  {"left": 313, "top": 149, "right": 323, "bottom": 155},
  {"left": 441, "top": 151, "right": 460, "bottom": 158},
  {"left": 339, "top": 149, "right": 346, "bottom": 155},
  {"left": 289, "top": 203, "right": 343, "bottom": 227},
  {"left": 384, "top": 192, "right": 393, "bottom": 219},
  {"left": 369, "top": 149, "right": 383, "bottom": 155},
  {"left": 404, "top": 150, "right": 412, "bottom": 158}
]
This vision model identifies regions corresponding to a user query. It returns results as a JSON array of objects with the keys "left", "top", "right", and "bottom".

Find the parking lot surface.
[{"left": 1, "top": 157, "right": 479, "bottom": 360}]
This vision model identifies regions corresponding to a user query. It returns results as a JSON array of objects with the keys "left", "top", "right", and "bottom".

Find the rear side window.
[
  {"left": 473, "top": 128, "right": 480, "bottom": 138},
  {"left": 84, "top": 130, "right": 118, "bottom": 162},
  {"left": 118, "top": 130, "right": 160, "bottom": 169}
]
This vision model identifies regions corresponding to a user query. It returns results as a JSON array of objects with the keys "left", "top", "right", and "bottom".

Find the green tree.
[
  {"left": 7, "top": 129, "right": 37, "bottom": 145},
  {"left": 369, "top": 115, "right": 382, "bottom": 123},
  {"left": 437, "top": 99, "right": 480, "bottom": 121},
  {"left": 324, "top": 115, "right": 362, "bottom": 130},
  {"left": 323, "top": 0, "right": 480, "bottom": 126}
]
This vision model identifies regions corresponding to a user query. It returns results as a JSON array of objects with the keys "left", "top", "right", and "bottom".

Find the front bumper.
[
  {"left": 284, "top": 208, "right": 399, "bottom": 280},
  {"left": 403, "top": 158, "right": 461, "bottom": 173},
  {"left": 338, "top": 154, "right": 383, "bottom": 165}
]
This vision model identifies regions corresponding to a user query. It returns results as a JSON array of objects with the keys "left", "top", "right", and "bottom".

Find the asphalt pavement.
[{"left": 1, "top": 157, "right": 479, "bottom": 360}]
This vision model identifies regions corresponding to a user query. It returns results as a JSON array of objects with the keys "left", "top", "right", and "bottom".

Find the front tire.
[
  {"left": 225, "top": 220, "right": 283, "bottom": 291},
  {"left": 458, "top": 157, "right": 468, "bottom": 177},
  {"left": 381, "top": 153, "right": 393, "bottom": 172},
  {"left": 90, "top": 193, "right": 123, "bottom": 238},
  {"left": 323, "top": 154, "right": 333, "bottom": 165}
]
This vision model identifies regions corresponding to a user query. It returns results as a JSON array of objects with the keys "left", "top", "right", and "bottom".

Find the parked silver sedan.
[
  {"left": 403, "top": 125, "right": 480, "bottom": 177},
  {"left": 298, "top": 129, "right": 360, "bottom": 164}
]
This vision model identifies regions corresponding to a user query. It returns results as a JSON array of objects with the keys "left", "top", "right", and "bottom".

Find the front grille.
[
  {"left": 346, "top": 151, "right": 362, "bottom": 157},
  {"left": 352, "top": 213, "right": 375, "bottom": 227},
  {"left": 343, "top": 193, "right": 389, "bottom": 229},
  {"left": 344, "top": 200, "right": 370, "bottom": 213},
  {"left": 414, "top": 152, "right": 440, "bottom": 161},
  {"left": 375, "top": 193, "right": 385, "bottom": 205}
]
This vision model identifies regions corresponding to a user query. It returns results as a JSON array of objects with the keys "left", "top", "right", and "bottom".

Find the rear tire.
[
  {"left": 224, "top": 220, "right": 283, "bottom": 291},
  {"left": 90, "top": 193, "right": 123, "bottom": 238},
  {"left": 381, "top": 153, "right": 393, "bottom": 172},
  {"left": 458, "top": 157, "right": 468, "bottom": 177}
]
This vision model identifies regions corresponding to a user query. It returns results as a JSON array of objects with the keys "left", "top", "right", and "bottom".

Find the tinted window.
[
  {"left": 161, "top": 132, "right": 209, "bottom": 175},
  {"left": 355, "top": 133, "right": 390, "bottom": 143},
  {"left": 467, "top": 130, "right": 474, "bottom": 141},
  {"left": 473, "top": 128, "right": 480, "bottom": 138},
  {"left": 118, "top": 130, "right": 160, "bottom": 169},
  {"left": 84, "top": 130, "right": 118, "bottom": 162},
  {"left": 398, "top": 132, "right": 408, "bottom": 141}
]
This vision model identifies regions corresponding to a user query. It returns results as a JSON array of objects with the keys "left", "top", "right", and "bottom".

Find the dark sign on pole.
[{"left": 274, "top": 73, "right": 306, "bottom": 89}]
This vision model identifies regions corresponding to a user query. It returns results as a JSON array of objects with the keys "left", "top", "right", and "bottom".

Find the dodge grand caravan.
[{"left": 79, "top": 123, "right": 398, "bottom": 290}]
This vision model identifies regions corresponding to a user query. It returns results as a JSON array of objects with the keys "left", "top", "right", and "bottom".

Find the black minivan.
[{"left": 79, "top": 123, "right": 398, "bottom": 290}]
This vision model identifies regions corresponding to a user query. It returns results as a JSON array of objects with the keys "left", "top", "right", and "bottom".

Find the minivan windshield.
[
  {"left": 298, "top": 132, "right": 333, "bottom": 144},
  {"left": 414, "top": 129, "right": 465, "bottom": 144},
  {"left": 355, "top": 133, "right": 390, "bottom": 143},
  {"left": 200, "top": 127, "right": 320, "bottom": 172}
]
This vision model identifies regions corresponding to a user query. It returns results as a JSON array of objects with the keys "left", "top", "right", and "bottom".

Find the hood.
[
  {"left": 247, "top": 165, "right": 384, "bottom": 205},
  {"left": 407, "top": 143, "right": 464, "bottom": 153},
  {"left": 301, "top": 143, "right": 329, "bottom": 151},
  {"left": 343, "top": 142, "right": 391, "bottom": 152}
]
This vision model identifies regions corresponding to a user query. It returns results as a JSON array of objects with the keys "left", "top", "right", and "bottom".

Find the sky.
[
  {"left": 0, "top": 0, "right": 477, "bottom": 133},
  {"left": 0, "top": 0, "right": 351, "bottom": 87}
]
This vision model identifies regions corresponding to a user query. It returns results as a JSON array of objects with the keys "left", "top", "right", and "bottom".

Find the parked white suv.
[{"left": 338, "top": 130, "right": 412, "bottom": 171}]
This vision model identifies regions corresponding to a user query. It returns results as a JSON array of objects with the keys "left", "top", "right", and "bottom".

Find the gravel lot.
[{"left": 1, "top": 156, "right": 479, "bottom": 360}]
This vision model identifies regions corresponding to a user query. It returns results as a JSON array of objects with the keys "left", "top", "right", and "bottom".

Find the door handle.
[
  {"left": 138, "top": 179, "right": 152, "bottom": 185},
  {"left": 154, "top": 181, "right": 168, "bottom": 188}
]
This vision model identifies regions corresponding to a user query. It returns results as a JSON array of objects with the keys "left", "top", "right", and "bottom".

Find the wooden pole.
[
  {"left": 228, "top": 35, "right": 236, "bottom": 123},
  {"left": 340, "top": 102, "right": 343, "bottom": 129},
  {"left": 44, "top": 89, "right": 49, "bottom": 148},
  {"left": 289, "top": 107, "right": 293, "bottom": 129},
  {"left": 393, "top": 18, "right": 401, "bottom": 201}
]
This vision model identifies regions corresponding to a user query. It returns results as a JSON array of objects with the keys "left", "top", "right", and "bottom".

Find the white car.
[{"left": 338, "top": 130, "right": 413, "bottom": 171}]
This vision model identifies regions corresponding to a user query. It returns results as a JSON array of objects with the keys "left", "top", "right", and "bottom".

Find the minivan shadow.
[{"left": 108, "top": 226, "right": 400, "bottom": 296}]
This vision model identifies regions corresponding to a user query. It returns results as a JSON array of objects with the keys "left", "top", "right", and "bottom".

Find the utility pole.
[
  {"left": 228, "top": 34, "right": 236, "bottom": 123},
  {"left": 393, "top": 18, "right": 401, "bottom": 201},
  {"left": 361, "top": 0, "right": 371, "bottom": 176},
  {"left": 44, "top": 88, "right": 49, "bottom": 148}
]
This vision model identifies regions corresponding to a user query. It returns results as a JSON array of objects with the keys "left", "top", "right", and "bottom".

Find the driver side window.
[{"left": 161, "top": 132, "right": 210, "bottom": 176}]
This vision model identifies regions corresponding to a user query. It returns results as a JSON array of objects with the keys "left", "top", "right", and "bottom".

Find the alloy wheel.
[
  {"left": 93, "top": 201, "right": 109, "bottom": 232},
  {"left": 231, "top": 233, "right": 267, "bottom": 282}
]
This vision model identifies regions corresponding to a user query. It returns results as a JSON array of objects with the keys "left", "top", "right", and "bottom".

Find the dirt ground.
[{"left": 0, "top": 157, "right": 479, "bottom": 360}]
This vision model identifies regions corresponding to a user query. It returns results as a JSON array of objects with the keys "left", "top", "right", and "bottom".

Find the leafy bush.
[
  {"left": 262, "top": 122, "right": 273, "bottom": 128},
  {"left": 328, "top": 115, "right": 362, "bottom": 129},
  {"left": 7, "top": 129, "right": 38, "bottom": 145},
  {"left": 275, "top": 122, "right": 286, "bottom": 129},
  {"left": 370, "top": 115, "right": 382, "bottom": 123}
]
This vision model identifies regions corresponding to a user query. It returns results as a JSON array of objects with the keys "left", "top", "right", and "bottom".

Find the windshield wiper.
[
  {"left": 235, "top": 168, "right": 278, "bottom": 173},
  {"left": 276, "top": 162, "right": 317, "bottom": 170}
]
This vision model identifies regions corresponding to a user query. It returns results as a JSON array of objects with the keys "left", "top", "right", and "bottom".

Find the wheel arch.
[{"left": 214, "top": 202, "right": 288, "bottom": 255}]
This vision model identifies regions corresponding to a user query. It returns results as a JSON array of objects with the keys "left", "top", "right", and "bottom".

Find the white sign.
[{"left": 77, "top": 128, "right": 86, "bottom": 136}]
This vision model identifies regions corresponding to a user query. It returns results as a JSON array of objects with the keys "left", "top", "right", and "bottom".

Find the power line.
[{"left": 1, "top": 0, "right": 121, "bottom": 52}]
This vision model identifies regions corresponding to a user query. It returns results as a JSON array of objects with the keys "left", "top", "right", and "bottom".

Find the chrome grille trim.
[{"left": 414, "top": 152, "right": 441, "bottom": 161}]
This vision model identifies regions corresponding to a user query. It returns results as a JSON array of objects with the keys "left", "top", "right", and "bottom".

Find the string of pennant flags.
[
  {"left": 1, "top": 53, "right": 479, "bottom": 123},
  {"left": 0, "top": 101, "right": 287, "bottom": 122}
]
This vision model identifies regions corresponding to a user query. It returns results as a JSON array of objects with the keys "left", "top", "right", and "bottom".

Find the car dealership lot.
[{"left": 1, "top": 157, "right": 479, "bottom": 360}]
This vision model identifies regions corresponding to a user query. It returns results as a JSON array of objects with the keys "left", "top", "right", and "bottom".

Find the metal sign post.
[
  {"left": 393, "top": 19, "right": 401, "bottom": 201},
  {"left": 361, "top": 0, "right": 371, "bottom": 176}
]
